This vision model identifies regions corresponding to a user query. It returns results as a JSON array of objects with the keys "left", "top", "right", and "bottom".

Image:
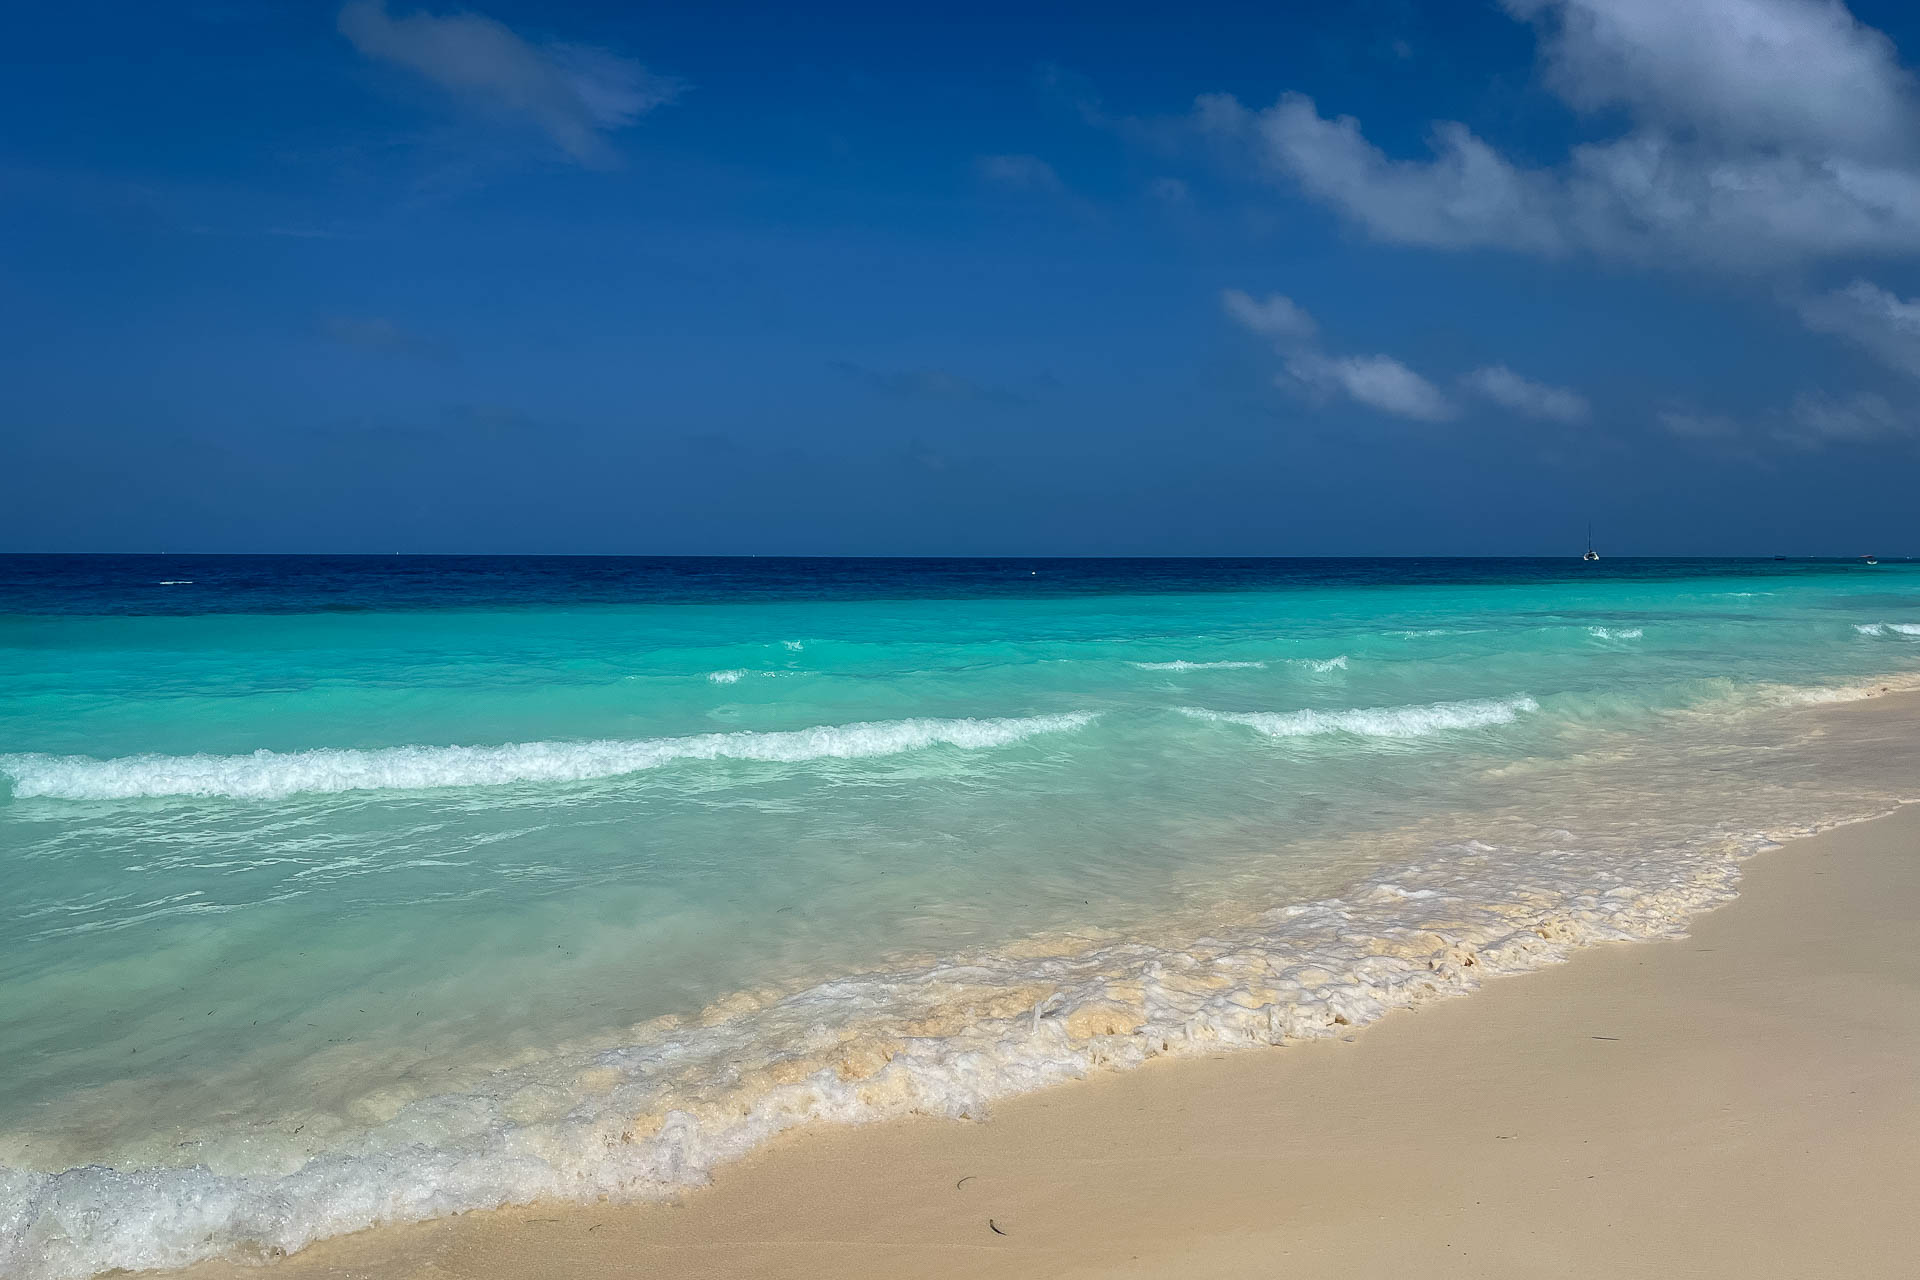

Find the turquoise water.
[{"left": 4, "top": 556, "right": 1919, "bottom": 1278}]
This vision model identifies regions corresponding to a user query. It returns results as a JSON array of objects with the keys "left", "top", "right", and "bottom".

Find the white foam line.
[
  {"left": 1130, "top": 660, "right": 1267, "bottom": 671},
  {"left": 1180, "top": 696, "right": 1537, "bottom": 740},
  {"left": 0, "top": 714, "right": 1099, "bottom": 802}
]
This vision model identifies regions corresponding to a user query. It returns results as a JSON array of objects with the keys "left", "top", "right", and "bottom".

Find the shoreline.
[{"left": 171, "top": 691, "right": 1920, "bottom": 1280}]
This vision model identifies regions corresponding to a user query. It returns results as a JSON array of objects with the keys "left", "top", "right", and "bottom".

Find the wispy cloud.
[
  {"left": 974, "top": 153, "right": 1066, "bottom": 194},
  {"left": 319, "top": 315, "right": 450, "bottom": 361},
  {"left": 1798, "top": 280, "right": 1920, "bottom": 378},
  {"left": 1785, "top": 390, "right": 1909, "bottom": 443},
  {"left": 1654, "top": 391, "right": 1914, "bottom": 450},
  {"left": 1221, "top": 289, "right": 1455, "bottom": 421},
  {"left": 1219, "top": 289, "right": 1317, "bottom": 342},
  {"left": 1287, "top": 351, "right": 1457, "bottom": 421},
  {"left": 337, "top": 1, "right": 682, "bottom": 167},
  {"left": 1461, "top": 364, "right": 1591, "bottom": 422}
]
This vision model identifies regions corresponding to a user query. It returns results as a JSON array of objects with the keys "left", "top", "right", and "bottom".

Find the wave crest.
[
  {"left": 1130, "top": 660, "right": 1267, "bottom": 671},
  {"left": 0, "top": 714, "right": 1098, "bottom": 802},
  {"left": 1181, "top": 696, "right": 1537, "bottom": 740}
]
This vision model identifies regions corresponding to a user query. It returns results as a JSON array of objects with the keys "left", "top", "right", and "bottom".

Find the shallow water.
[{"left": 4, "top": 555, "right": 1919, "bottom": 1278}]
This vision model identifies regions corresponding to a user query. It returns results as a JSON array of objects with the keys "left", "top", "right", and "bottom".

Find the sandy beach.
[{"left": 170, "top": 691, "right": 1920, "bottom": 1280}]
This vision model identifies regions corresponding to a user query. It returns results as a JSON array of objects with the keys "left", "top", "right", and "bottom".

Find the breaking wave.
[
  {"left": 1, "top": 805, "right": 1860, "bottom": 1280},
  {"left": 0, "top": 714, "right": 1099, "bottom": 802},
  {"left": 1130, "top": 660, "right": 1267, "bottom": 671},
  {"left": 1181, "top": 696, "right": 1538, "bottom": 740}
]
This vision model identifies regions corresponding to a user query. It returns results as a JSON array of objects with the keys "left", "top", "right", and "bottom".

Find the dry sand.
[{"left": 183, "top": 705, "right": 1920, "bottom": 1280}]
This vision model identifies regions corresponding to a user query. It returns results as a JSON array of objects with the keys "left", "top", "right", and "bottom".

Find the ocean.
[{"left": 3, "top": 554, "right": 1918, "bottom": 1278}]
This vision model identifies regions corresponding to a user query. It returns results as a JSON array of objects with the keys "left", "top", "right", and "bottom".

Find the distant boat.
[
  {"left": 1582, "top": 524, "right": 1599, "bottom": 562},
  {"left": 1862, "top": 555, "right": 1879, "bottom": 565}
]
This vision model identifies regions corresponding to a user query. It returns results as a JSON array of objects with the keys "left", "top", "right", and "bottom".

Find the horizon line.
[{"left": 0, "top": 551, "right": 1902, "bottom": 562}]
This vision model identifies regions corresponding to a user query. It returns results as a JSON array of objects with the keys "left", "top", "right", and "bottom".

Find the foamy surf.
[
  {"left": 1588, "top": 626, "right": 1644, "bottom": 639},
  {"left": 1855, "top": 622, "right": 1920, "bottom": 637},
  {"left": 0, "top": 713, "right": 1098, "bottom": 802},
  {"left": 1181, "top": 696, "right": 1538, "bottom": 740},
  {"left": 0, "top": 801, "right": 1867, "bottom": 1280}
]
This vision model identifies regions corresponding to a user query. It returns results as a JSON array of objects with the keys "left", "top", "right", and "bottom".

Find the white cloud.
[
  {"left": 975, "top": 154, "right": 1065, "bottom": 192},
  {"left": 1286, "top": 352, "right": 1457, "bottom": 422},
  {"left": 1462, "top": 364, "right": 1591, "bottom": 422},
  {"left": 338, "top": 1, "right": 680, "bottom": 166},
  {"left": 1220, "top": 288, "right": 1317, "bottom": 342},
  {"left": 1505, "top": 0, "right": 1914, "bottom": 155},
  {"left": 1221, "top": 289, "right": 1453, "bottom": 421},
  {"left": 1211, "top": 94, "right": 1567, "bottom": 254},
  {"left": 1787, "top": 390, "right": 1909, "bottom": 441},
  {"left": 1798, "top": 280, "right": 1920, "bottom": 377},
  {"left": 1201, "top": 0, "right": 1920, "bottom": 270},
  {"left": 1652, "top": 391, "right": 1913, "bottom": 448}
]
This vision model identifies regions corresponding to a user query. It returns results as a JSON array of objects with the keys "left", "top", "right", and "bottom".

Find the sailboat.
[{"left": 1582, "top": 524, "right": 1599, "bottom": 562}]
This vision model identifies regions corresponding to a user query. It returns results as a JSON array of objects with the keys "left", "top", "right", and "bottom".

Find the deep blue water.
[{"left": 0, "top": 552, "right": 1897, "bottom": 615}]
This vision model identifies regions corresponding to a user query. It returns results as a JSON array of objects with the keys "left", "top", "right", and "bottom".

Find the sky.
[{"left": 6, "top": 0, "right": 1920, "bottom": 556}]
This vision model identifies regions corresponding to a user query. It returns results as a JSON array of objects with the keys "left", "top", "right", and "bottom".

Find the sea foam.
[
  {"left": 1130, "top": 660, "right": 1267, "bottom": 671},
  {"left": 0, "top": 805, "right": 1849, "bottom": 1280},
  {"left": 1854, "top": 622, "right": 1920, "bottom": 637},
  {"left": 1181, "top": 696, "right": 1537, "bottom": 740},
  {"left": 0, "top": 714, "right": 1098, "bottom": 802}
]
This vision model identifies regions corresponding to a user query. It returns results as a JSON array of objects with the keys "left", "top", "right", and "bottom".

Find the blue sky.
[{"left": 5, "top": 0, "right": 1920, "bottom": 555}]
